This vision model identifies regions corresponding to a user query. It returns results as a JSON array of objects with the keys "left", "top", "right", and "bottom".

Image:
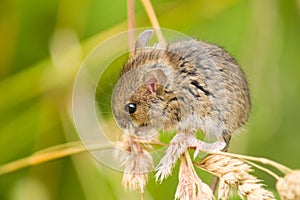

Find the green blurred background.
[{"left": 0, "top": 0, "right": 300, "bottom": 199}]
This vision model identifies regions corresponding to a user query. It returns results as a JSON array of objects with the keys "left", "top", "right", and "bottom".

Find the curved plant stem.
[
  {"left": 140, "top": 0, "right": 166, "bottom": 47},
  {"left": 0, "top": 142, "right": 113, "bottom": 176},
  {"left": 246, "top": 160, "right": 280, "bottom": 180},
  {"left": 141, "top": 192, "right": 144, "bottom": 200},
  {"left": 185, "top": 151, "right": 195, "bottom": 172},
  {"left": 212, "top": 151, "right": 292, "bottom": 174},
  {"left": 33, "top": 141, "right": 84, "bottom": 154}
]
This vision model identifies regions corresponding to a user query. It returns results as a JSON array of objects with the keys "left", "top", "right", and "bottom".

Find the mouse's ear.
[
  {"left": 143, "top": 69, "right": 167, "bottom": 93},
  {"left": 135, "top": 29, "right": 154, "bottom": 49}
]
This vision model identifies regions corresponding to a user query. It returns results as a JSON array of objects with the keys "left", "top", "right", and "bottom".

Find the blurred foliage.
[{"left": 0, "top": 0, "right": 300, "bottom": 199}]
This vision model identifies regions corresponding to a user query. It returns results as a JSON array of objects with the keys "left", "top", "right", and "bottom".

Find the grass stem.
[
  {"left": 140, "top": 0, "right": 166, "bottom": 47},
  {"left": 0, "top": 142, "right": 113, "bottom": 176}
]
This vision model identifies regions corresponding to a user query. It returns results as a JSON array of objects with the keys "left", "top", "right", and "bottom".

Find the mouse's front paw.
[{"left": 155, "top": 132, "right": 189, "bottom": 183}]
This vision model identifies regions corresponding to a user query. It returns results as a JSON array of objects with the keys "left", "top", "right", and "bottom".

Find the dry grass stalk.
[
  {"left": 200, "top": 154, "right": 275, "bottom": 200},
  {"left": 276, "top": 170, "right": 300, "bottom": 200},
  {"left": 0, "top": 141, "right": 113, "bottom": 176},
  {"left": 114, "top": 136, "right": 154, "bottom": 193},
  {"left": 140, "top": 0, "right": 166, "bottom": 47},
  {"left": 175, "top": 152, "right": 214, "bottom": 200}
]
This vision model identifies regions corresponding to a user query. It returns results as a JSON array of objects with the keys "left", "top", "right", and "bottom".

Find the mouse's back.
[{"left": 165, "top": 40, "right": 251, "bottom": 138}]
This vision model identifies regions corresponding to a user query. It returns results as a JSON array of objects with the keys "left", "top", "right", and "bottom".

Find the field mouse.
[{"left": 112, "top": 29, "right": 250, "bottom": 180}]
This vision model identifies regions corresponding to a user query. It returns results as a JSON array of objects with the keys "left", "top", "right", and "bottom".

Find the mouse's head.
[
  {"left": 112, "top": 67, "right": 180, "bottom": 137},
  {"left": 112, "top": 29, "right": 182, "bottom": 137}
]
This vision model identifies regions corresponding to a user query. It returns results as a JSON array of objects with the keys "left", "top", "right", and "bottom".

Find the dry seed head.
[
  {"left": 237, "top": 180, "right": 275, "bottom": 200},
  {"left": 114, "top": 137, "right": 154, "bottom": 192},
  {"left": 175, "top": 156, "right": 214, "bottom": 200},
  {"left": 201, "top": 154, "right": 275, "bottom": 200},
  {"left": 121, "top": 151, "right": 153, "bottom": 192},
  {"left": 122, "top": 172, "right": 148, "bottom": 192},
  {"left": 276, "top": 170, "right": 300, "bottom": 200}
]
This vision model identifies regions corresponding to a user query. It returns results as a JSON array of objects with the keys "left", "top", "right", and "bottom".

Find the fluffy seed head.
[
  {"left": 200, "top": 154, "right": 275, "bottom": 200},
  {"left": 175, "top": 155, "right": 214, "bottom": 200},
  {"left": 114, "top": 137, "right": 154, "bottom": 192},
  {"left": 276, "top": 170, "right": 300, "bottom": 200}
]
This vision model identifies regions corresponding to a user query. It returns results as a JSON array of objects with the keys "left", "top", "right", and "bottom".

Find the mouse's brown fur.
[{"left": 112, "top": 30, "right": 250, "bottom": 150}]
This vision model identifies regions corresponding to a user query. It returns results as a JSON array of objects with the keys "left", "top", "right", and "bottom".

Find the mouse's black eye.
[{"left": 125, "top": 103, "right": 137, "bottom": 114}]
